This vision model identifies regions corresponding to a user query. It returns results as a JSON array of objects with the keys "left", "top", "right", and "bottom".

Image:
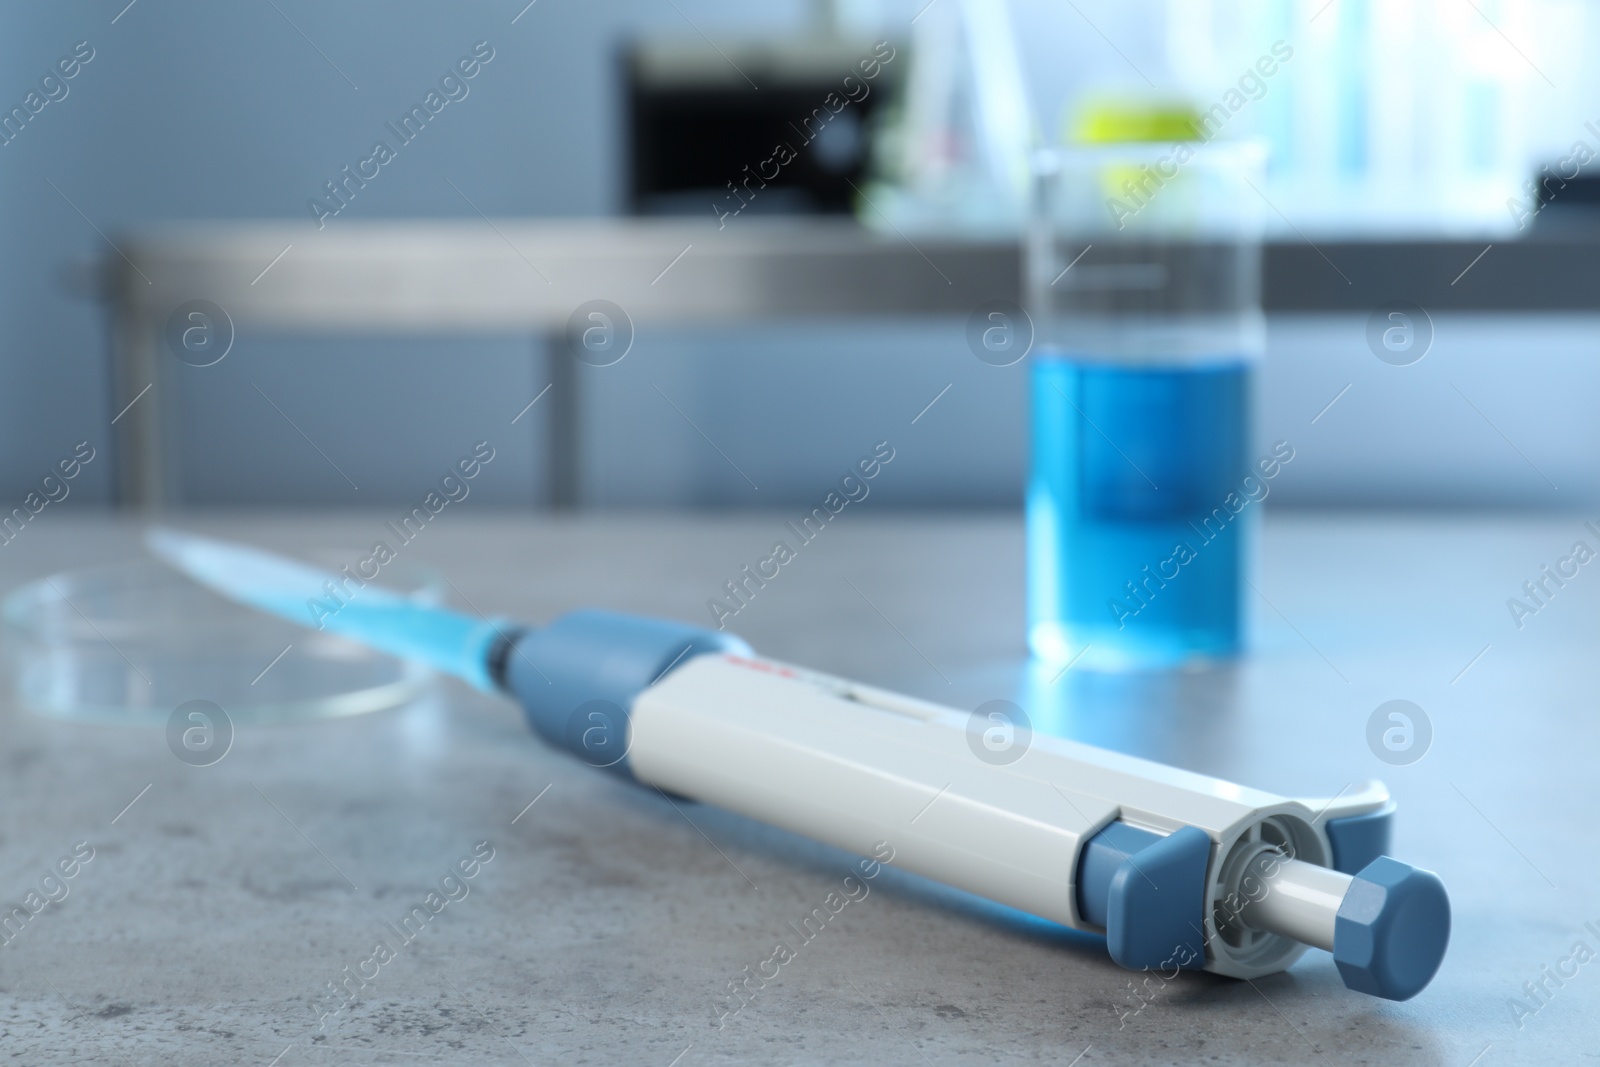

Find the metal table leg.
[
  {"left": 110, "top": 306, "right": 170, "bottom": 509},
  {"left": 546, "top": 331, "right": 579, "bottom": 510}
]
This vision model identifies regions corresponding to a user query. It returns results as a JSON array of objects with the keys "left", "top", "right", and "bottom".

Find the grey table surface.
[{"left": 0, "top": 512, "right": 1595, "bottom": 1066}]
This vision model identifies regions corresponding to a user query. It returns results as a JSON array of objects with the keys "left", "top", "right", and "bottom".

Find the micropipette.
[{"left": 146, "top": 527, "right": 1449, "bottom": 1000}]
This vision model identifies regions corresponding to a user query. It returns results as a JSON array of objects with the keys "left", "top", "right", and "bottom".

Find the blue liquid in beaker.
[{"left": 1027, "top": 353, "right": 1254, "bottom": 669}]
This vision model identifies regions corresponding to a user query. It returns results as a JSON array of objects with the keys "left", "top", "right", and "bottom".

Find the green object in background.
[
  {"left": 1065, "top": 101, "right": 1211, "bottom": 219},
  {"left": 1070, "top": 101, "right": 1204, "bottom": 144}
]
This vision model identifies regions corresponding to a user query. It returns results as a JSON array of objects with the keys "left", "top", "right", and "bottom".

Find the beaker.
[{"left": 1026, "top": 141, "right": 1266, "bottom": 670}]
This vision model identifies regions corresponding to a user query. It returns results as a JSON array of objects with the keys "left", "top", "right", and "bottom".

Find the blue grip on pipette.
[
  {"left": 499, "top": 610, "right": 750, "bottom": 777},
  {"left": 1324, "top": 801, "right": 1396, "bottom": 874},
  {"left": 1076, "top": 822, "right": 1210, "bottom": 971},
  {"left": 1076, "top": 822, "right": 1160, "bottom": 929}
]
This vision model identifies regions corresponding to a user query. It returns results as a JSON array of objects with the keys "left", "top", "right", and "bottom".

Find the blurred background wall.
[{"left": 3, "top": 0, "right": 1598, "bottom": 511}]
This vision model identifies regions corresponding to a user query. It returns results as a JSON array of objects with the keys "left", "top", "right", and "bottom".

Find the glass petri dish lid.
[{"left": 3, "top": 552, "right": 443, "bottom": 724}]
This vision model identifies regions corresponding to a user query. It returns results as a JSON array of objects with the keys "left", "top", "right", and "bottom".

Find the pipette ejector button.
[
  {"left": 1241, "top": 852, "right": 1450, "bottom": 999},
  {"left": 1332, "top": 856, "right": 1451, "bottom": 1001}
]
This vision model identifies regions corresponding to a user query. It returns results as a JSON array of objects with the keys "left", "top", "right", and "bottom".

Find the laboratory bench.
[
  {"left": 0, "top": 510, "right": 1594, "bottom": 1065},
  {"left": 98, "top": 218, "right": 1600, "bottom": 510}
]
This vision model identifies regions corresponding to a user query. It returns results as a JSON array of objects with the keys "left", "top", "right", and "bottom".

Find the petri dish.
[{"left": 3, "top": 552, "right": 443, "bottom": 724}]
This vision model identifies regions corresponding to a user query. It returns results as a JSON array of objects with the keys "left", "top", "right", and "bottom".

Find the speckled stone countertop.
[{"left": 0, "top": 513, "right": 1592, "bottom": 1065}]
